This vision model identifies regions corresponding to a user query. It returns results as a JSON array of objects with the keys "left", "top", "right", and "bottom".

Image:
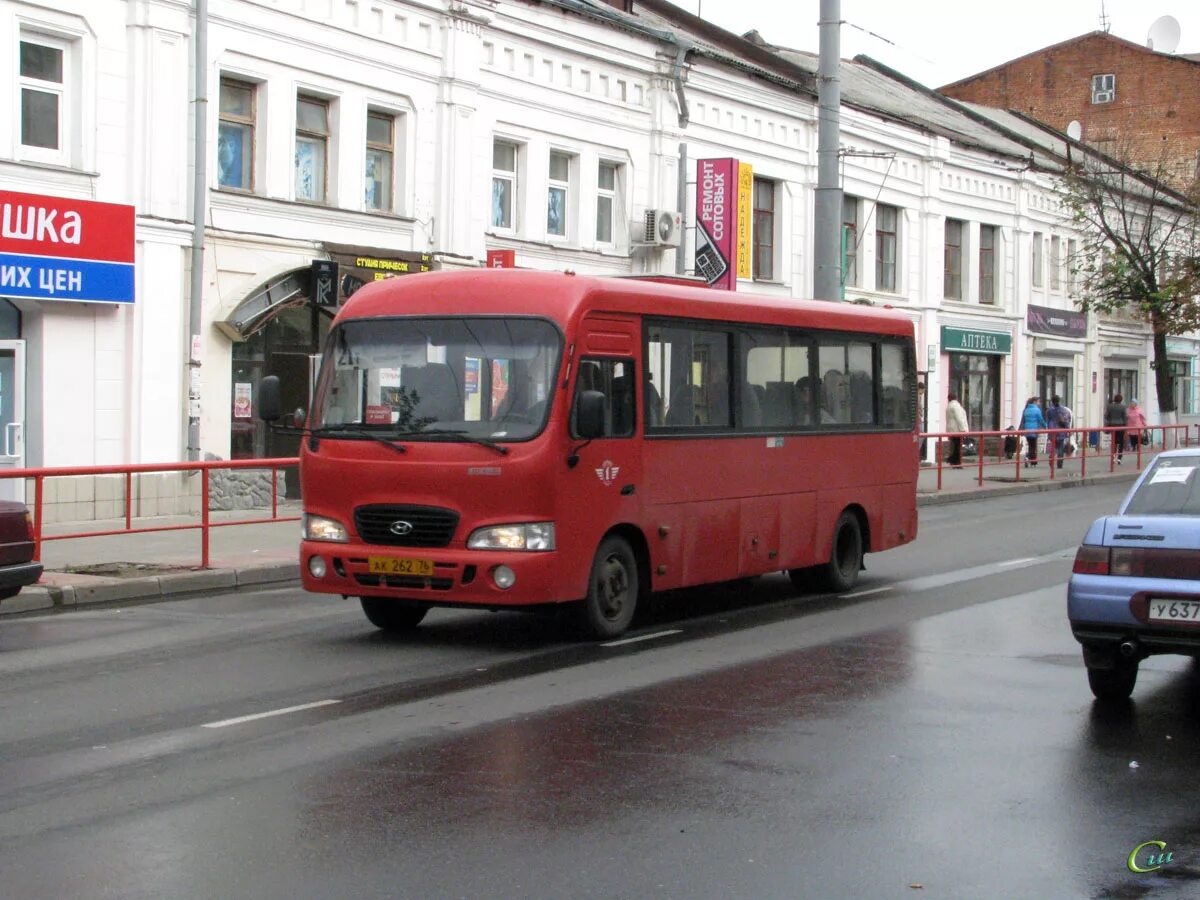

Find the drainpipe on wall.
[{"left": 187, "top": 0, "right": 208, "bottom": 461}]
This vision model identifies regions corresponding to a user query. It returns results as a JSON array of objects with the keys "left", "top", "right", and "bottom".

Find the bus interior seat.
[
  {"left": 762, "top": 381, "right": 795, "bottom": 426},
  {"left": 402, "top": 363, "right": 460, "bottom": 422},
  {"left": 665, "top": 383, "right": 699, "bottom": 426},
  {"left": 740, "top": 382, "right": 763, "bottom": 427}
]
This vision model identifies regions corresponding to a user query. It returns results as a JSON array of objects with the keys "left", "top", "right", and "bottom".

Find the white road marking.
[
  {"left": 997, "top": 557, "right": 1038, "bottom": 567},
  {"left": 601, "top": 629, "right": 683, "bottom": 648},
  {"left": 200, "top": 699, "right": 341, "bottom": 729},
  {"left": 840, "top": 586, "right": 893, "bottom": 599}
]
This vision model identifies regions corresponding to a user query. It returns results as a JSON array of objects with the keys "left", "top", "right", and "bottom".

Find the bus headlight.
[
  {"left": 467, "top": 522, "right": 556, "bottom": 551},
  {"left": 303, "top": 514, "right": 349, "bottom": 543}
]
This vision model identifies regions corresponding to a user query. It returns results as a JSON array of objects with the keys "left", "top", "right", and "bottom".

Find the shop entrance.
[
  {"left": 949, "top": 353, "right": 1000, "bottom": 432},
  {"left": 1036, "top": 364, "right": 1072, "bottom": 410},
  {"left": 0, "top": 340, "right": 26, "bottom": 502},
  {"left": 231, "top": 303, "right": 330, "bottom": 498}
]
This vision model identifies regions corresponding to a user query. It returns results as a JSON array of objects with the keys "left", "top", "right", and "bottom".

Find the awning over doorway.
[{"left": 216, "top": 268, "right": 310, "bottom": 342}]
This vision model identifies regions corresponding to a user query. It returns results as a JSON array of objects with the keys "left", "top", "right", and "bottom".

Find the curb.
[
  {"left": 918, "top": 470, "right": 1139, "bottom": 506},
  {"left": 1, "top": 562, "right": 300, "bottom": 617}
]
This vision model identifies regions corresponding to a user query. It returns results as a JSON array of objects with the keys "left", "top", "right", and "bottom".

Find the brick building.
[{"left": 940, "top": 31, "right": 1200, "bottom": 187}]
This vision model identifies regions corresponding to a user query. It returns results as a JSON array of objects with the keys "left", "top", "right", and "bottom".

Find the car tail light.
[
  {"left": 1072, "top": 545, "right": 1109, "bottom": 576},
  {"left": 23, "top": 510, "right": 34, "bottom": 542}
]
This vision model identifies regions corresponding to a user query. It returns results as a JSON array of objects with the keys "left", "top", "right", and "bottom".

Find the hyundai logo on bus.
[
  {"left": 389, "top": 520, "right": 414, "bottom": 536},
  {"left": 0, "top": 189, "right": 135, "bottom": 304}
]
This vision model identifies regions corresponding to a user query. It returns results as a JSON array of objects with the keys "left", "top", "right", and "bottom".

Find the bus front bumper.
[{"left": 299, "top": 540, "right": 566, "bottom": 607}]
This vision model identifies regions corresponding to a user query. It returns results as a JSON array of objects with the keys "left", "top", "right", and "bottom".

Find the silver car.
[{"left": 1068, "top": 448, "right": 1200, "bottom": 701}]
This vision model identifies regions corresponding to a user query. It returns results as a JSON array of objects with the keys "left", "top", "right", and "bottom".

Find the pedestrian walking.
[
  {"left": 945, "top": 392, "right": 968, "bottom": 468},
  {"left": 1046, "top": 395, "right": 1073, "bottom": 470},
  {"left": 1104, "top": 394, "right": 1127, "bottom": 463},
  {"left": 1021, "top": 396, "right": 1047, "bottom": 466},
  {"left": 1125, "top": 398, "right": 1148, "bottom": 454}
]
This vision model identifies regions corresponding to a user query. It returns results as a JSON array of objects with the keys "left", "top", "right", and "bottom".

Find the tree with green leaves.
[{"left": 1060, "top": 145, "right": 1200, "bottom": 421}]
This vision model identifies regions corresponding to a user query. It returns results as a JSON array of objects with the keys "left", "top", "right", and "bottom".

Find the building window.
[
  {"left": 218, "top": 78, "right": 255, "bottom": 191},
  {"left": 1091, "top": 73, "right": 1115, "bottom": 104},
  {"left": 1049, "top": 235, "right": 1062, "bottom": 290},
  {"left": 842, "top": 195, "right": 859, "bottom": 289},
  {"left": 1032, "top": 231, "right": 1044, "bottom": 288},
  {"left": 19, "top": 38, "right": 66, "bottom": 159},
  {"left": 492, "top": 140, "right": 518, "bottom": 230},
  {"left": 944, "top": 218, "right": 964, "bottom": 299},
  {"left": 876, "top": 203, "right": 899, "bottom": 292},
  {"left": 596, "top": 161, "right": 618, "bottom": 243},
  {"left": 752, "top": 177, "right": 775, "bottom": 281},
  {"left": 547, "top": 150, "right": 570, "bottom": 238},
  {"left": 1067, "top": 238, "right": 1079, "bottom": 294},
  {"left": 295, "top": 96, "right": 330, "bottom": 202},
  {"left": 364, "top": 110, "right": 395, "bottom": 211},
  {"left": 979, "top": 224, "right": 996, "bottom": 304}
]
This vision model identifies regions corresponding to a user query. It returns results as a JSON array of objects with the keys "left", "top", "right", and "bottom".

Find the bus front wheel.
[
  {"left": 360, "top": 597, "right": 429, "bottom": 632},
  {"left": 818, "top": 511, "right": 863, "bottom": 593},
  {"left": 579, "top": 536, "right": 638, "bottom": 639}
]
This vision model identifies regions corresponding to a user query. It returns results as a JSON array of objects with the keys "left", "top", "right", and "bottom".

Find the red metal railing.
[
  {"left": 919, "top": 424, "right": 1194, "bottom": 491},
  {"left": 0, "top": 458, "right": 299, "bottom": 568}
]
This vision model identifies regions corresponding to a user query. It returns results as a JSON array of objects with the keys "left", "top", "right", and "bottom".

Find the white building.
[{"left": 0, "top": 0, "right": 1175, "bottom": 515}]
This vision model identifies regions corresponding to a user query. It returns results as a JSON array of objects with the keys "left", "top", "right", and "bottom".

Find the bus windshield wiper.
[
  {"left": 391, "top": 428, "right": 510, "bottom": 456},
  {"left": 308, "top": 425, "right": 407, "bottom": 454}
]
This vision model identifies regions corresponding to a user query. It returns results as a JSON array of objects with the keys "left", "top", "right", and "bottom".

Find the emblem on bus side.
[
  {"left": 595, "top": 460, "right": 620, "bottom": 487},
  {"left": 389, "top": 521, "right": 414, "bottom": 536}
]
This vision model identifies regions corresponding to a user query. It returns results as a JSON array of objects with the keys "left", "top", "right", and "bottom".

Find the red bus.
[{"left": 260, "top": 269, "right": 918, "bottom": 638}]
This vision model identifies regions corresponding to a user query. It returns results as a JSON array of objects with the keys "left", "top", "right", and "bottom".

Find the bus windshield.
[{"left": 312, "top": 317, "right": 561, "bottom": 441}]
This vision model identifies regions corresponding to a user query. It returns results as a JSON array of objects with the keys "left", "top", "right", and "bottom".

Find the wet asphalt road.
[{"left": 2, "top": 482, "right": 1199, "bottom": 899}]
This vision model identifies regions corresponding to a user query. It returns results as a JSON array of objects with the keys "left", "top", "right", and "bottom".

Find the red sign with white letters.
[
  {"left": 0, "top": 190, "right": 134, "bottom": 263},
  {"left": 0, "top": 190, "right": 135, "bottom": 303}
]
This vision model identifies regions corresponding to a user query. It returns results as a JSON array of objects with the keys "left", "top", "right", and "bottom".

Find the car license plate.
[
  {"left": 1147, "top": 598, "right": 1200, "bottom": 623},
  {"left": 368, "top": 556, "right": 434, "bottom": 577}
]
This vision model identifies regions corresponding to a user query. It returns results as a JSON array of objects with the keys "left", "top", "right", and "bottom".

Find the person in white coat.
[{"left": 945, "top": 392, "right": 969, "bottom": 468}]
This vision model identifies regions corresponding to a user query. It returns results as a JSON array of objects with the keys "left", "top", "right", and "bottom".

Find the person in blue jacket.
[{"left": 1020, "top": 396, "right": 1047, "bottom": 466}]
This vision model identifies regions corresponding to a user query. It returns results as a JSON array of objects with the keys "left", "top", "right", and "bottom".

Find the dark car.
[
  {"left": 1068, "top": 449, "right": 1200, "bottom": 701},
  {"left": 0, "top": 500, "right": 43, "bottom": 604}
]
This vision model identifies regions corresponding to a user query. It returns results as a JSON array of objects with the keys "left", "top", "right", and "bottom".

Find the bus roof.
[{"left": 337, "top": 269, "right": 915, "bottom": 337}]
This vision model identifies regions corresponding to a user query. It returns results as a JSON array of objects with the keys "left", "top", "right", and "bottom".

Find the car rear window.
[{"left": 1124, "top": 456, "right": 1200, "bottom": 515}]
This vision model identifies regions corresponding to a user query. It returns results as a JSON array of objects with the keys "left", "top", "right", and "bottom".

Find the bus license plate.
[
  {"left": 368, "top": 556, "right": 434, "bottom": 577},
  {"left": 1148, "top": 598, "right": 1200, "bottom": 623}
]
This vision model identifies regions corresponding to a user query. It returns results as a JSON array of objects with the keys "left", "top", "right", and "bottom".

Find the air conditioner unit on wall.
[{"left": 642, "top": 209, "right": 683, "bottom": 247}]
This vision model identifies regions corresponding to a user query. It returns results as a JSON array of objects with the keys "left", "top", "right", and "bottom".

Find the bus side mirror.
[
  {"left": 576, "top": 390, "right": 606, "bottom": 440},
  {"left": 259, "top": 375, "right": 282, "bottom": 422}
]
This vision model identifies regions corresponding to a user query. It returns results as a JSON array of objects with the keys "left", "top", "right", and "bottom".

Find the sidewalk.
[{"left": 0, "top": 462, "right": 1143, "bottom": 617}]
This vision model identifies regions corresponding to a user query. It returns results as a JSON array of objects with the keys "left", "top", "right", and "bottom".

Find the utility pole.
[{"left": 813, "top": 0, "right": 843, "bottom": 301}]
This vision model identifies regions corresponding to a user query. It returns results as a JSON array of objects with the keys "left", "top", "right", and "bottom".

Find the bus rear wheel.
[
  {"left": 360, "top": 597, "right": 429, "bottom": 632},
  {"left": 578, "top": 536, "right": 638, "bottom": 639},
  {"left": 818, "top": 511, "right": 863, "bottom": 593}
]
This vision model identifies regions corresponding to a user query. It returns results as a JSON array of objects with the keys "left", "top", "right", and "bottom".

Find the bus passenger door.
[{"left": 561, "top": 320, "right": 642, "bottom": 586}]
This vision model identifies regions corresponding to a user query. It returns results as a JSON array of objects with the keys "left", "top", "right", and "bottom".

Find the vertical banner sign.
[
  {"left": 736, "top": 163, "right": 753, "bottom": 279},
  {"left": 310, "top": 259, "right": 339, "bottom": 308},
  {"left": 0, "top": 190, "right": 135, "bottom": 303},
  {"left": 695, "top": 158, "right": 738, "bottom": 291}
]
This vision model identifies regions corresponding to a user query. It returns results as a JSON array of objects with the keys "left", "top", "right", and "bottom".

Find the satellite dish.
[
  {"left": 1066, "top": 120, "right": 1082, "bottom": 141},
  {"left": 1147, "top": 15, "right": 1181, "bottom": 53}
]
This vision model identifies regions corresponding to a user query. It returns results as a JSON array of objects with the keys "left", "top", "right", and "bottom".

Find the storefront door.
[
  {"left": 950, "top": 353, "right": 1000, "bottom": 432},
  {"left": 1036, "top": 365, "right": 1071, "bottom": 409},
  {"left": 0, "top": 341, "right": 27, "bottom": 502},
  {"left": 1104, "top": 368, "right": 1138, "bottom": 405}
]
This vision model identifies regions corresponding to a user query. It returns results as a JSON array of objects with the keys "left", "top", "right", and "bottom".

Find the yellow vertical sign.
[{"left": 736, "top": 163, "right": 753, "bottom": 279}]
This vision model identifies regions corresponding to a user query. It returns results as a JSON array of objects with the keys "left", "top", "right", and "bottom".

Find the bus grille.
[
  {"left": 354, "top": 573, "right": 454, "bottom": 591},
  {"left": 354, "top": 505, "right": 459, "bottom": 547}
]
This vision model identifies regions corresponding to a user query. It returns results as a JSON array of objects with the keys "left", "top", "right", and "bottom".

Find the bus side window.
[{"left": 572, "top": 358, "right": 635, "bottom": 438}]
